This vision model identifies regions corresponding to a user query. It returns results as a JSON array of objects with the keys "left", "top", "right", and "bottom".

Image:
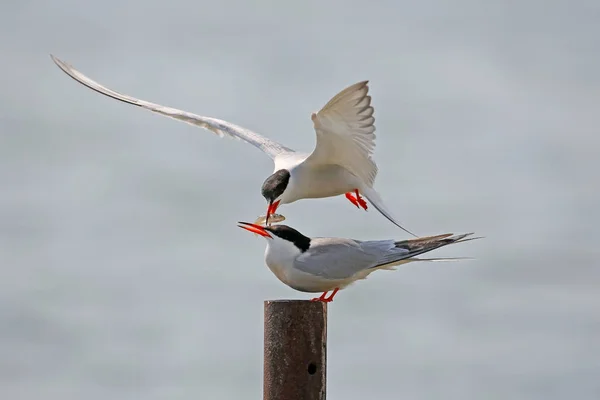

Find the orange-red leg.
[
  {"left": 345, "top": 189, "right": 368, "bottom": 210},
  {"left": 310, "top": 288, "right": 340, "bottom": 303},
  {"left": 354, "top": 189, "right": 368, "bottom": 210},
  {"left": 324, "top": 288, "right": 339, "bottom": 302},
  {"left": 311, "top": 292, "right": 329, "bottom": 302},
  {"left": 345, "top": 192, "right": 359, "bottom": 208}
]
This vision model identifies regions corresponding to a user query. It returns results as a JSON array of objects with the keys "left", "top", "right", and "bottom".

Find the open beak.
[
  {"left": 265, "top": 200, "right": 281, "bottom": 226},
  {"left": 237, "top": 222, "right": 272, "bottom": 238}
]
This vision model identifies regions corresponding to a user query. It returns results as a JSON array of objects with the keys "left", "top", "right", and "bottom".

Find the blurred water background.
[{"left": 1, "top": 1, "right": 599, "bottom": 399}]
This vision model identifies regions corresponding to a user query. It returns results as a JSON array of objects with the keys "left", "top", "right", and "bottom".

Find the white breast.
[
  {"left": 282, "top": 162, "right": 362, "bottom": 203},
  {"left": 263, "top": 237, "right": 351, "bottom": 293},
  {"left": 272, "top": 152, "right": 363, "bottom": 204},
  {"left": 264, "top": 238, "right": 301, "bottom": 285}
]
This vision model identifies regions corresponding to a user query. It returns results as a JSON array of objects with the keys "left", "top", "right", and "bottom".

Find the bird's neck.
[{"left": 264, "top": 240, "right": 300, "bottom": 274}]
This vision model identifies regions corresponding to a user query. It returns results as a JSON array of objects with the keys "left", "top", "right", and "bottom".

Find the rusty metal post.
[{"left": 263, "top": 300, "right": 327, "bottom": 400}]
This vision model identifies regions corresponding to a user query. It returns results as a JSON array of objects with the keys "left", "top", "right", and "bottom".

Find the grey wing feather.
[
  {"left": 50, "top": 55, "right": 295, "bottom": 159},
  {"left": 371, "top": 233, "right": 479, "bottom": 268},
  {"left": 294, "top": 238, "right": 395, "bottom": 280},
  {"left": 295, "top": 233, "right": 480, "bottom": 280}
]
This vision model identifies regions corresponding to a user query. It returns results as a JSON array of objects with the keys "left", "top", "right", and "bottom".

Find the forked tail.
[
  {"left": 361, "top": 186, "right": 418, "bottom": 237},
  {"left": 395, "top": 232, "right": 481, "bottom": 253},
  {"left": 373, "top": 232, "right": 482, "bottom": 270}
]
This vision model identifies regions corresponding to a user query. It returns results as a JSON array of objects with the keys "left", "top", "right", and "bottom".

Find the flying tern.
[
  {"left": 237, "top": 222, "right": 479, "bottom": 302},
  {"left": 51, "top": 55, "right": 416, "bottom": 236}
]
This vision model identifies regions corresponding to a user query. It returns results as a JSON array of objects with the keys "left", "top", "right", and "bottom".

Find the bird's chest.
[
  {"left": 264, "top": 248, "right": 295, "bottom": 284},
  {"left": 264, "top": 244, "right": 330, "bottom": 293},
  {"left": 283, "top": 164, "right": 358, "bottom": 202},
  {"left": 264, "top": 255, "right": 321, "bottom": 293}
]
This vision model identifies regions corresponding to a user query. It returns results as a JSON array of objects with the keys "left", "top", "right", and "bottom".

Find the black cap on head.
[
  {"left": 261, "top": 169, "right": 290, "bottom": 202},
  {"left": 265, "top": 224, "right": 311, "bottom": 252}
]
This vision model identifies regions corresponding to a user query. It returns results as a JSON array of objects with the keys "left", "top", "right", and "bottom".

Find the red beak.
[
  {"left": 265, "top": 200, "right": 281, "bottom": 226},
  {"left": 237, "top": 222, "right": 272, "bottom": 238}
]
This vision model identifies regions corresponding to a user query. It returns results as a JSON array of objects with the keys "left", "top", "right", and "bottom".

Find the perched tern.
[
  {"left": 50, "top": 55, "right": 417, "bottom": 236},
  {"left": 237, "top": 222, "right": 480, "bottom": 302}
]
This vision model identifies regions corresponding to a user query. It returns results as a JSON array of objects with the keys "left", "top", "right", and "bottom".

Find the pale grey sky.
[{"left": 1, "top": 1, "right": 599, "bottom": 399}]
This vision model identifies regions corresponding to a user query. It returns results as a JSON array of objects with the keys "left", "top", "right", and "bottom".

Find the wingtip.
[
  {"left": 353, "top": 80, "right": 370, "bottom": 91},
  {"left": 49, "top": 54, "right": 66, "bottom": 69},
  {"left": 453, "top": 233, "right": 484, "bottom": 243}
]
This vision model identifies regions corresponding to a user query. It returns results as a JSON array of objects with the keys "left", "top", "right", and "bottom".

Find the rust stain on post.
[{"left": 264, "top": 300, "right": 327, "bottom": 400}]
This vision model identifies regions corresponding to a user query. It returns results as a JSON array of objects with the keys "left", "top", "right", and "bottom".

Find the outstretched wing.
[
  {"left": 303, "top": 80, "right": 378, "bottom": 186},
  {"left": 50, "top": 55, "right": 295, "bottom": 159}
]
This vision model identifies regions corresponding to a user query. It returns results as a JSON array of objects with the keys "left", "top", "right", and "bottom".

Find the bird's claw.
[
  {"left": 345, "top": 189, "right": 368, "bottom": 210},
  {"left": 345, "top": 192, "right": 360, "bottom": 208},
  {"left": 310, "top": 297, "right": 333, "bottom": 303},
  {"left": 310, "top": 288, "right": 339, "bottom": 303}
]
